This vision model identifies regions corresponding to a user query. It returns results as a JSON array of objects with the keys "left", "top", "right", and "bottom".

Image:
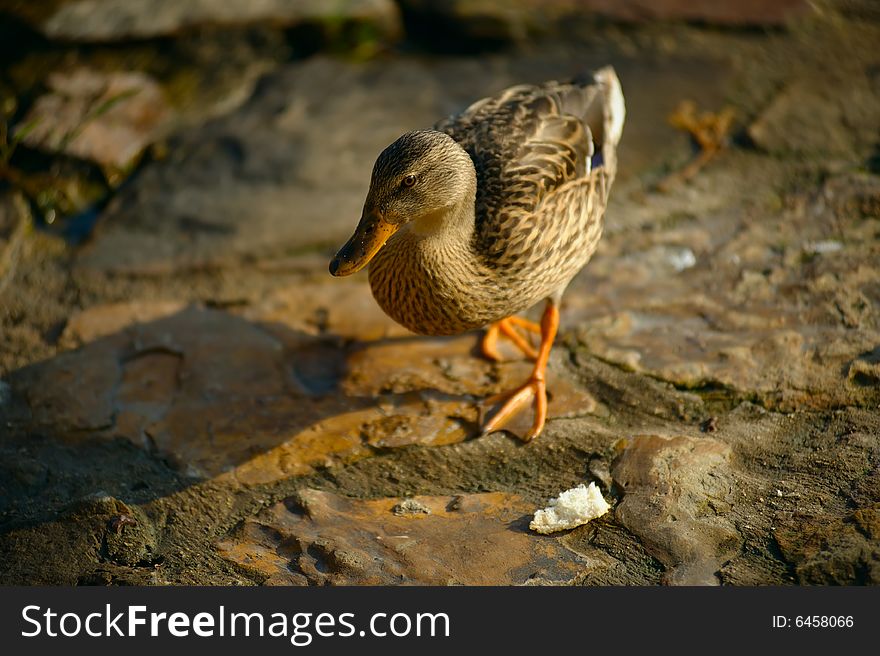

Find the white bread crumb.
[{"left": 530, "top": 482, "right": 610, "bottom": 534}]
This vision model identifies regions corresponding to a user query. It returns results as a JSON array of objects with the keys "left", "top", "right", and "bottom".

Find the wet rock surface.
[
  {"left": 565, "top": 164, "right": 880, "bottom": 412},
  {"left": 218, "top": 489, "right": 588, "bottom": 585},
  {"left": 2, "top": 4, "right": 880, "bottom": 586},
  {"left": 8, "top": 293, "right": 596, "bottom": 485},
  {"left": 612, "top": 434, "right": 740, "bottom": 585}
]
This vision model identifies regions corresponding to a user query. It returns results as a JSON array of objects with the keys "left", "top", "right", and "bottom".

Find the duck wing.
[{"left": 435, "top": 67, "right": 625, "bottom": 264}]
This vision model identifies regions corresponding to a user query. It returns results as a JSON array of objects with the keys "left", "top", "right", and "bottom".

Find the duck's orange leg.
[
  {"left": 481, "top": 301, "right": 559, "bottom": 441},
  {"left": 481, "top": 316, "right": 541, "bottom": 361}
]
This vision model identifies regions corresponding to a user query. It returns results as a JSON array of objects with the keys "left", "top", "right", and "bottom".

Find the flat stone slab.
[
  {"left": 8, "top": 287, "right": 597, "bottom": 483},
  {"left": 565, "top": 167, "right": 880, "bottom": 412},
  {"left": 217, "top": 489, "right": 590, "bottom": 585}
]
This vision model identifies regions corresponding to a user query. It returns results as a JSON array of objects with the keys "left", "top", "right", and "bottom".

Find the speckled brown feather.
[
  {"left": 436, "top": 82, "right": 597, "bottom": 253},
  {"left": 366, "top": 68, "right": 624, "bottom": 336}
]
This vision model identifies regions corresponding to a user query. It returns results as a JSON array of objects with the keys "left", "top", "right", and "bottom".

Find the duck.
[{"left": 330, "top": 67, "right": 625, "bottom": 440}]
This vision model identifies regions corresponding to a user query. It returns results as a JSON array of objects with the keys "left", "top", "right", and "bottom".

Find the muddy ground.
[{"left": 1, "top": 2, "right": 878, "bottom": 585}]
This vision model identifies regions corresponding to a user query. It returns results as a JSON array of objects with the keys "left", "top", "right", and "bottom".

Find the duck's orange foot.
[
  {"left": 481, "top": 316, "right": 541, "bottom": 362},
  {"left": 480, "top": 375, "right": 547, "bottom": 442},
  {"left": 480, "top": 301, "right": 559, "bottom": 441}
]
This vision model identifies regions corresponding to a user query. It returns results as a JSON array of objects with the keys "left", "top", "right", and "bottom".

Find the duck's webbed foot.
[
  {"left": 480, "top": 302, "right": 559, "bottom": 441},
  {"left": 481, "top": 376, "right": 548, "bottom": 441},
  {"left": 480, "top": 316, "right": 541, "bottom": 362}
]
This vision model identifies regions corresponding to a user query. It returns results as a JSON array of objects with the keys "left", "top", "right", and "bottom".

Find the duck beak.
[{"left": 329, "top": 210, "right": 401, "bottom": 277}]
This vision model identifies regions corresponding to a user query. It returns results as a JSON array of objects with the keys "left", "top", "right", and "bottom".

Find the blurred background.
[{"left": 0, "top": 1, "right": 878, "bottom": 586}]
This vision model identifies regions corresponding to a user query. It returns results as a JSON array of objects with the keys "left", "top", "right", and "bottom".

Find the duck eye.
[{"left": 401, "top": 174, "right": 416, "bottom": 188}]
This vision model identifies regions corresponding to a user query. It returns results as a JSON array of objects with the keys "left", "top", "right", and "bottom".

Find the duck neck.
[
  {"left": 405, "top": 200, "right": 474, "bottom": 245},
  {"left": 369, "top": 163, "right": 490, "bottom": 334}
]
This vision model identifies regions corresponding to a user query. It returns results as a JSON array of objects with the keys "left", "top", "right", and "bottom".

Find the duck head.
[{"left": 329, "top": 129, "right": 475, "bottom": 276}]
